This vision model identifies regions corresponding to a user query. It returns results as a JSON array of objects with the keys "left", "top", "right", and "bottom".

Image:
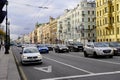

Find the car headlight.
[
  {"left": 60, "top": 48, "right": 63, "bottom": 50},
  {"left": 96, "top": 49, "right": 103, "bottom": 52},
  {"left": 74, "top": 46, "right": 78, "bottom": 48},
  {"left": 22, "top": 55, "right": 27, "bottom": 59},
  {"left": 113, "top": 48, "right": 117, "bottom": 51},
  {"left": 38, "top": 55, "right": 42, "bottom": 58}
]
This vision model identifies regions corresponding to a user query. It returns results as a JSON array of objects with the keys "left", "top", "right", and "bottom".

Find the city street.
[{"left": 12, "top": 46, "right": 120, "bottom": 80}]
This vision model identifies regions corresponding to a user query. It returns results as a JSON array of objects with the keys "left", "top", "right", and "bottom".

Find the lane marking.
[
  {"left": 41, "top": 70, "right": 120, "bottom": 80},
  {"left": 34, "top": 66, "right": 52, "bottom": 73},
  {"left": 43, "top": 56, "right": 93, "bottom": 74},
  {"left": 61, "top": 54, "right": 120, "bottom": 65}
]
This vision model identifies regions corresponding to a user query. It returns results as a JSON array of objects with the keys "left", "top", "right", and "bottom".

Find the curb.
[{"left": 12, "top": 50, "right": 27, "bottom": 80}]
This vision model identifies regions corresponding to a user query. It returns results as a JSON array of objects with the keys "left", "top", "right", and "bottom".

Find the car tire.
[
  {"left": 93, "top": 52, "right": 98, "bottom": 58},
  {"left": 108, "top": 55, "right": 113, "bottom": 58},
  {"left": 55, "top": 50, "right": 57, "bottom": 53},
  {"left": 84, "top": 51, "right": 88, "bottom": 57}
]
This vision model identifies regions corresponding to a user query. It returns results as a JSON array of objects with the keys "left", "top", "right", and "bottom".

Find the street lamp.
[{"left": 5, "top": 0, "right": 10, "bottom": 54}]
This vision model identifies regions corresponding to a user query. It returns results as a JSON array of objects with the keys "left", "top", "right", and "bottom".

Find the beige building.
[{"left": 96, "top": 0, "right": 120, "bottom": 42}]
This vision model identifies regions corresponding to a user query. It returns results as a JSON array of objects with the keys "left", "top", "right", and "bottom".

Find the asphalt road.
[{"left": 11, "top": 46, "right": 120, "bottom": 80}]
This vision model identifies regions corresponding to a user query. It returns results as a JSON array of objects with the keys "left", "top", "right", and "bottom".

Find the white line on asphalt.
[
  {"left": 43, "top": 56, "right": 93, "bottom": 74},
  {"left": 62, "top": 54, "right": 120, "bottom": 65},
  {"left": 41, "top": 70, "right": 120, "bottom": 80}
]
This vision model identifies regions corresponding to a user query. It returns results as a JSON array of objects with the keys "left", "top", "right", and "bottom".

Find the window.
[
  {"left": 82, "top": 18, "right": 84, "bottom": 22},
  {"left": 88, "top": 25, "right": 90, "bottom": 29},
  {"left": 100, "top": 10, "right": 101, "bottom": 16},
  {"left": 105, "top": 7, "right": 107, "bottom": 13},
  {"left": 117, "top": 27, "right": 119, "bottom": 34},
  {"left": 88, "top": 18, "right": 90, "bottom": 22},
  {"left": 88, "top": 11, "right": 90, "bottom": 15},
  {"left": 117, "top": 4, "right": 119, "bottom": 11},
  {"left": 112, "top": 17, "right": 114, "bottom": 23},
  {"left": 88, "top": 33, "right": 90, "bottom": 37},
  {"left": 105, "top": 17, "right": 107, "bottom": 24},
  {"left": 112, "top": 6, "right": 114, "bottom": 12},
  {"left": 117, "top": 15, "right": 119, "bottom": 22},
  {"left": 92, "top": 11, "right": 94, "bottom": 15}
]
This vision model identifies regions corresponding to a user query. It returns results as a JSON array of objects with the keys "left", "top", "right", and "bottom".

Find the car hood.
[
  {"left": 23, "top": 53, "right": 41, "bottom": 57},
  {"left": 94, "top": 47, "right": 112, "bottom": 50}
]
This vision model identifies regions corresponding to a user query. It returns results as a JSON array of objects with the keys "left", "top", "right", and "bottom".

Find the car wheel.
[
  {"left": 55, "top": 50, "right": 57, "bottom": 53},
  {"left": 84, "top": 51, "right": 88, "bottom": 57},
  {"left": 93, "top": 52, "right": 98, "bottom": 58},
  {"left": 108, "top": 55, "right": 113, "bottom": 58}
]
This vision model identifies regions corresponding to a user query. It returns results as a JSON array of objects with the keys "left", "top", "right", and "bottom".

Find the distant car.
[
  {"left": 44, "top": 44, "right": 53, "bottom": 51},
  {"left": 37, "top": 44, "right": 49, "bottom": 53},
  {"left": 54, "top": 44, "right": 69, "bottom": 53},
  {"left": 105, "top": 42, "right": 120, "bottom": 55},
  {"left": 84, "top": 42, "right": 114, "bottom": 58},
  {"left": 20, "top": 47, "right": 42, "bottom": 65},
  {"left": 67, "top": 42, "right": 84, "bottom": 52}
]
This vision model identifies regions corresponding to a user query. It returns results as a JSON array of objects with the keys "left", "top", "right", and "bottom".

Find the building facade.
[
  {"left": 57, "top": 0, "right": 96, "bottom": 45},
  {"left": 96, "top": 0, "right": 120, "bottom": 42}
]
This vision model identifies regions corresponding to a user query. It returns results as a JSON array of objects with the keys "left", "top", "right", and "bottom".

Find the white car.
[
  {"left": 84, "top": 42, "right": 114, "bottom": 58},
  {"left": 20, "top": 47, "right": 42, "bottom": 64}
]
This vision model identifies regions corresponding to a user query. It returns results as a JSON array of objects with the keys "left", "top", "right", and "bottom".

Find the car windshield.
[
  {"left": 109, "top": 42, "right": 120, "bottom": 47},
  {"left": 74, "top": 42, "right": 83, "bottom": 45},
  {"left": 23, "top": 48, "right": 39, "bottom": 53},
  {"left": 59, "top": 45, "right": 67, "bottom": 47},
  {"left": 94, "top": 43, "right": 109, "bottom": 47}
]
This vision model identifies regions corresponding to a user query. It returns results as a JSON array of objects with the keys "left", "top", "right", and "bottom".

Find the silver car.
[
  {"left": 84, "top": 42, "right": 114, "bottom": 58},
  {"left": 20, "top": 47, "right": 42, "bottom": 65}
]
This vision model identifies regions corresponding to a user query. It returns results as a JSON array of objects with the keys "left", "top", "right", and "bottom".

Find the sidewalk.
[{"left": 0, "top": 47, "right": 20, "bottom": 80}]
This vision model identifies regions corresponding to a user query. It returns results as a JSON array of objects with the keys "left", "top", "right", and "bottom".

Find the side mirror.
[{"left": 20, "top": 52, "right": 22, "bottom": 54}]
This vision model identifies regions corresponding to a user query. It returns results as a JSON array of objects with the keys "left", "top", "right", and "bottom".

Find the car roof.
[{"left": 23, "top": 46, "right": 37, "bottom": 50}]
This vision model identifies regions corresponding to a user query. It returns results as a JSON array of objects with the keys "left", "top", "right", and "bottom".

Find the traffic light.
[{"left": 0, "top": 0, "right": 7, "bottom": 23}]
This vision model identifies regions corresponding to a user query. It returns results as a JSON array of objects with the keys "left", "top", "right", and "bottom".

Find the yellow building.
[
  {"left": 49, "top": 17, "right": 57, "bottom": 44},
  {"left": 96, "top": 0, "right": 120, "bottom": 42},
  {"left": 41, "top": 17, "right": 57, "bottom": 44}
]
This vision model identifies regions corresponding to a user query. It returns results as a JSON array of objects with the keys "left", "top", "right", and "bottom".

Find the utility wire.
[{"left": 9, "top": 1, "right": 48, "bottom": 9}]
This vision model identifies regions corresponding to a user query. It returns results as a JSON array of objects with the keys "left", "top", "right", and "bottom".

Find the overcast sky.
[{"left": 2, "top": 0, "right": 89, "bottom": 40}]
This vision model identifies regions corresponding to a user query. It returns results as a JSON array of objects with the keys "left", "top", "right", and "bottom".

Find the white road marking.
[
  {"left": 62, "top": 54, "right": 120, "bottom": 65},
  {"left": 43, "top": 56, "right": 93, "bottom": 74},
  {"left": 34, "top": 66, "right": 52, "bottom": 73},
  {"left": 41, "top": 70, "right": 120, "bottom": 80}
]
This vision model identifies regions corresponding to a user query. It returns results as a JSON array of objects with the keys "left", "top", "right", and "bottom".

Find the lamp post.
[{"left": 5, "top": 0, "right": 9, "bottom": 54}]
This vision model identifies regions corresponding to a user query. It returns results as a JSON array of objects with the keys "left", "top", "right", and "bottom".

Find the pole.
[{"left": 5, "top": 1, "right": 9, "bottom": 54}]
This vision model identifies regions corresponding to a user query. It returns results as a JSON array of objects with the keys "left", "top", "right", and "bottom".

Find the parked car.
[
  {"left": 37, "top": 44, "right": 49, "bottom": 53},
  {"left": 105, "top": 42, "right": 120, "bottom": 55},
  {"left": 44, "top": 44, "right": 53, "bottom": 51},
  {"left": 67, "top": 42, "right": 84, "bottom": 52},
  {"left": 20, "top": 47, "right": 42, "bottom": 65},
  {"left": 54, "top": 44, "right": 69, "bottom": 53},
  {"left": 84, "top": 42, "right": 114, "bottom": 58}
]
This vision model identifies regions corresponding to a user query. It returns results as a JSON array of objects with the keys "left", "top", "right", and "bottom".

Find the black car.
[
  {"left": 105, "top": 42, "right": 120, "bottom": 56},
  {"left": 54, "top": 44, "right": 69, "bottom": 53},
  {"left": 45, "top": 44, "right": 53, "bottom": 51},
  {"left": 67, "top": 42, "right": 84, "bottom": 52}
]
